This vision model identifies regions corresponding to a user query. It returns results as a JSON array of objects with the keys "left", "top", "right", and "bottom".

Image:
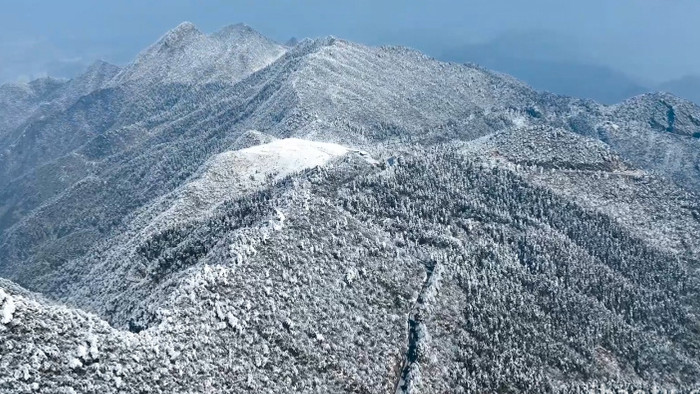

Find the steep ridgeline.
[
  {"left": 567, "top": 93, "right": 700, "bottom": 192},
  {"left": 0, "top": 60, "right": 120, "bottom": 138},
  {"left": 0, "top": 22, "right": 285, "bottom": 183},
  {"left": 0, "top": 33, "right": 558, "bottom": 292},
  {"left": 0, "top": 22, "right": 699, "bottom": 393},
  {"left": 0, "top": 22, "right": 286, "bottom": 234},
  {"left": 111, "top": 22, "right": 286, "bottom": 87},
  {"left": 465, "top": 126, "right": 700, "bottom": 260}
]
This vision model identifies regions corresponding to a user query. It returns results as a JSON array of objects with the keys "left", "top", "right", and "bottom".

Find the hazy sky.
[{"left": 1, "top": 0, "right": 699, "bottom": 83}]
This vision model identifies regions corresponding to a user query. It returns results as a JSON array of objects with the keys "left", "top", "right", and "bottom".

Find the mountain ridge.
[
  {"left": 110, "top": 21, "right": 286, "bottom": 87},
  {"left": 0, "top": 21, "right": 699, "bottom": 393}
]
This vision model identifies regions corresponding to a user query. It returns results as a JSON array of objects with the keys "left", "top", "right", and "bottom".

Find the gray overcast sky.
[{"left": 1, "top": 0, "right": 699, "bottom": 83}]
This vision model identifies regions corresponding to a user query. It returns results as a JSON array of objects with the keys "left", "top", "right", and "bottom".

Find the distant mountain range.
[
  {"left": 441, "top": 31, "right": 700, "bottom": 105},
  {"left": 0, "top": 22, "right": 699, "bottom": 393},
  {"left": 658, "top": 75, "right": 700, "bottom": 105}
]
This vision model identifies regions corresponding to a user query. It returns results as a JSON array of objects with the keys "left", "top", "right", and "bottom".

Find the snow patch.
[
  {"left": 512, "top": 115, "right": 528, "bottom": 128},
  {"left": 76, "top": 345, "right": 88, "bottom": 359},
  {"left": 0, "top": 289, "right": 16, "bottom": 324},
  {"left": 68, "top": 358, "right": 82, "bottom": 369},
  {"left": 271, "top": 208, "right": 286, "bottom": 231},
  {"left": 141, "top": 138, "right": 353, "bottom": 235},
  {"left": 345, "top": 268, "right": 359, "bottom": 284}
]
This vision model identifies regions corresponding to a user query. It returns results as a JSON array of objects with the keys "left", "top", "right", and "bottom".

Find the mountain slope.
[
  {"left": 0, "top": 61, "right": 119, "bottom": 138},
  {"left": 2, "top": 141, "right": 699, "bottom": 392},
  {"left": 0, "top": 22, "right": 699, "bottom": 393},
  {"left": 566, "top": 93, "right": 700, "bottom": 191},
  {"left": 0, "top": 23, "right": 286, "bottom": 234},
  {"left": 0, "top": 22, "right": 284, "bottom": 185},
  {"left": 0, "top": 78, "right": 65, "bottom": 135},
  {"left": 0, "top": 35, "right": 556, "bottom": 290}
]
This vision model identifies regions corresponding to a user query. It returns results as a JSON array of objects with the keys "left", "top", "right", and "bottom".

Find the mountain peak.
[
  {"left": 172, "top": 21, "right": 199, "bottom": 34},
  {"left": 284, "top": 37, "right": 299, "bottom": 47},
  {"left": 158, "top": 21, "right": 203, "bottom": 47},
  {"left": 211, "top": 23, "right": 269, "bottom": 42},
  {"left": 84, "top": 59, "right": 119, "bottom": 73},
  {"left": 113, "top": 21, "right": 284, "bottom": 86},
  {"left": 216, "top": 22, "right": 251, "bottom": 33},
  {"left": 72, "top": 60, "right": 120, "bottom": 88},
  {"left": 26, "top": 76, "right": 66, "bottom": 92}
]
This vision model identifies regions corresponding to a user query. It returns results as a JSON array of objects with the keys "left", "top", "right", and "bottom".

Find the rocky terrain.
[{"left": 1, "top": 22, "right": 699, "bottom": 393}]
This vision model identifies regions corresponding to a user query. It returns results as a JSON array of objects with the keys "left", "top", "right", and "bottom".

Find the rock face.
[{"left": 0, "top": 22, "right": 699, "bottom": 393}]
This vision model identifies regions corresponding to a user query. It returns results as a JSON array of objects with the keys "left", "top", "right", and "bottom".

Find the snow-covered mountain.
[
  {"left": 112, "top": 22, "right": 286, "bottom": 86},
  {"left": 0, "top": 22, "right": 699, "bottom": 393},
  {"left": 0, "top": 60, "right": 119, "bottom": 137}
]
